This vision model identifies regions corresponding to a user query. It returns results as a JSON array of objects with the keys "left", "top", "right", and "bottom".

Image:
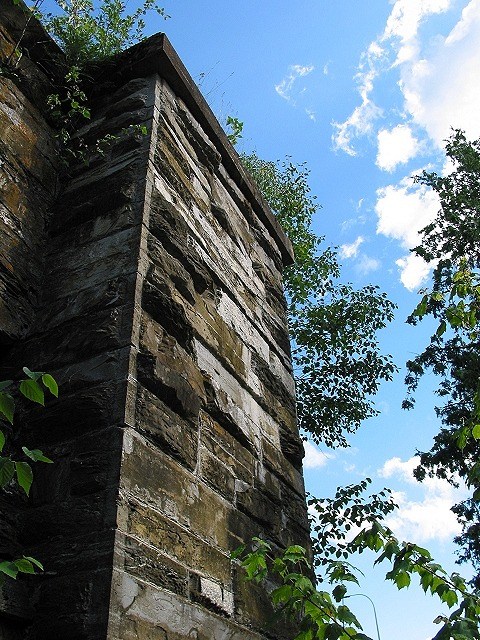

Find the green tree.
[
  {"left": 242, "top": 154, "right": 397, "bottom": 448},
  {"left": 403, "top": 130, "right": 480, "bottom": 586}
]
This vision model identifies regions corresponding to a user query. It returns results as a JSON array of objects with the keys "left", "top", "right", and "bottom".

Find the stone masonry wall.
[
  {"left": 0, "top": 6, "right": 311, "bottom": 640},
  {"left": 108, "top": 73, "right": 310, "bottom": 639}
]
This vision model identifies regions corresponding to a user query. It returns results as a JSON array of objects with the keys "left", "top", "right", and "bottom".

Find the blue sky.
[{"left": 42, "top": 1, "right": 480, "bottom": 637}]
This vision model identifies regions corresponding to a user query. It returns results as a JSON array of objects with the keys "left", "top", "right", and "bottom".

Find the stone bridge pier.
[{"left": 0, "top": 4, "right": 311, "bottom": 638}]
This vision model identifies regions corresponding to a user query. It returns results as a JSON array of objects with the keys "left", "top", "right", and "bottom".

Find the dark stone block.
[
  {"left": 199, "top": 411, "right": 255, "bottom": 486},
  {"left": 125, "top": 500, "right": 231, "bottom": 584},
  {"left": 147, "top": 234, "right": 196, "bottom": 305},
  {"left": 124, "top": 536, "right": 188, "bottom": 597},
  {"left": 23, "top": 380, "right": 128, "bottom": 445},
  {"left": 149, "top": 188, "right": 215, "bottom": 295},
  {"left": 40, "top": 274, "right": 137, "bottom": 331},
  {"left": 31, "top": 568, "right": 112, "bottom": 640},
  {"left": 135, "top": 385, "right": 198, "bottom": 471},
  {"left": 236, "top": 487, "right": 282, "bottom": 533},
  {"left": 16, "top": 303, "right": 134, "bottom": 371},
  {"left": 279, "top": 427, "right": 305, "bottom": 471},
  {"left": 142, "top": 264, "right": 194, "bottom": 353},
  {"left": 202, "top": 377, "right": 254, "bottom": 453},
  {"left": 261, "top": 438, "right": 305, "bottom": 496},
  {"left": 20, "top": 488, "right": 119, "bottom": 546},
  {"left": 136, "top": 350, "right": 199, "bottom": 421},
  {"left": 50, "top": 163, "right": 145, "bottom": 235}
]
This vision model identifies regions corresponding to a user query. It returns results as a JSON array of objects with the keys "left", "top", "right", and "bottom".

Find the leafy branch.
[{"left": 0, "top": 368, "right": 58, "bottom": 586}]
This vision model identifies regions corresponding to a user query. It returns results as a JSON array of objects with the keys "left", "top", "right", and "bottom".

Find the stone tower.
[{"left": 0, "top": 4, "right": 311, "bottom": 638}]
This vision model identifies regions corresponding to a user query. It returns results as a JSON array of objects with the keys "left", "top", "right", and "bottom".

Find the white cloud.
[
  {"left": 340, "top": 235, "right": 364, "bottom": 259},
  {"left": 306, "top": 108, "right": 316, "bottom": 122},
  {"left": 332, "top": 99, "right": 383, "bottom": 156},
  {"left": 331, "top": 0, "right": 480, "bottom": 158},
  {"left": 375, "top": 176, "right": 439, "bottom": 289},
  {"left": 378, "top": 456, "right": 466, "bottom": 543},
  {"left": 376, "top": 124, "right": 420, "bottom": 171},
  {"left": 341, "top": 215, "right": 365, "bottom": 231},
  {"left": 340, "top": 237, "right": 381, "bottom": 276},
  {"left": 400, "top": 0, "right": 480, "bottom": 146},
  {"left": 357, "top": 254, "right": 381, "bottom": 274},
  {"left": 303, "top": 441, "right": 333, "bottom": 469},
  {"left": 275, "top": 64, "right": 315, "bottom": 104},
  {"left": 395, "top": 253, "right": 432, "bottom": 290},
  {"left": 383, "top": 0, "right": 452, "bottom": 48},
  {"left": 323, "top": 61, "right": 331, "bottom": 75}
]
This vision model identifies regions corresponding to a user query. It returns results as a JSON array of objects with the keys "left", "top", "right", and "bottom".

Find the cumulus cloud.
[
  {"left": 340, "top": 236, "right": 364, "bottom": 259},
  {"left": 375, "top": 176, "right": 439, "bottom": 289},
  {"left": 303, "top": 441, "right": 333, "bottom": 469},
  {"left": 376, "top": 124, "right": 420, "bottom": 171},
  {"left": 395, "top": 253, "right": 432, "bottom": 290},
  {"left": 332, "top": 0, "right": 480, "bottom": 159},
  {"left": 275, "top": 64, "right": 315, "bottom": 105},
  {"left": 378, "top": 456, "right": 466, "bottom": 543},
  {"left": 400, "top": 0, "right": 480, "bottom": 146}
]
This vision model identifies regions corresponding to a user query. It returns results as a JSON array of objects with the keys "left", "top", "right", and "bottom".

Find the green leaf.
[
  {"left": 414, "top": 296, "right": 428, "bottom": 318},
  {"left": 23, "top": 556, "right": 43, "bottom": 571},
  {"left": 41, "top": 374, "right": 58, "bottom": 397},
  {"left": 271, "top": 584, "right": 294, "bottom": 605},
  {"left": 0, "top": 430, "right": 5, "bottom": 453},
  {"left": 394, "top": 571, "right": 411, "bottom": 589},
  {"left": 294, "top": 630, "right": 314, "bottom": 640},
  {"left": 22, "top": 447, "right": 53, "bottom": 464},
  {"left": 0, "top": 392, "right": 15, "bottom": 423},
  {"left": 324, "top": 624, "right": 344, "bottom": 640},
  {"left": 15, "top": 461, "right": 33, "bottom": 496},
  {"left": 19, "top": 379, "right": 44, "bottom": 405},
  {"left": 436, "top": 320, "right": 447, "bottom": 337},
  {"left": 13, "top": 557, "right": 35, "bottom": 574},
  {"left": 332, "top": 584, "right": 347, "bottom": 602},
  {"left": 0, "top": 561, "right": 18, "bottom": 579},
  {"left": 472, "top": 425, "right": 480, "bottom": 440},
  {"left": 0, "top": 457, "right": 15, "bottom": 487},
  {"left": 442, "top": 589, "right": 458, "bottom": 608},
  {"left": 0, "top": 380, "right": 13, "bottom": 392},
  {"left": 336, "top": 605, "right": 360, "bottom": 627},
  {"left": 22, "top": 367, "right": 43, "bottom": 381}
]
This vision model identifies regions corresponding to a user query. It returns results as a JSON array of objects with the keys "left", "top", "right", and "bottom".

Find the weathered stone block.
[
  {"left": 199, "top": 410, "right": 256, "bottom": 486},
  {"left": 126, "top": 501, "right": 232, "bottom": 585},
  {"left": 135, "top": 385, "right": 198, "bottom": 471},
  {"left": 199, "top": 448, "right": 236, "bottom": 502},
  {"left": 124, "top": 537, "right": 189, "bottom": 597}
]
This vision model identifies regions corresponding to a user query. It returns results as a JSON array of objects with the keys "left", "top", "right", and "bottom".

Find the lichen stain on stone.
[
  {"left": 119, "top": 574, "right": 140, "bottom": 610},
  {"left": 0, "top": 89, "right": 39, "bottom": 173}
]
